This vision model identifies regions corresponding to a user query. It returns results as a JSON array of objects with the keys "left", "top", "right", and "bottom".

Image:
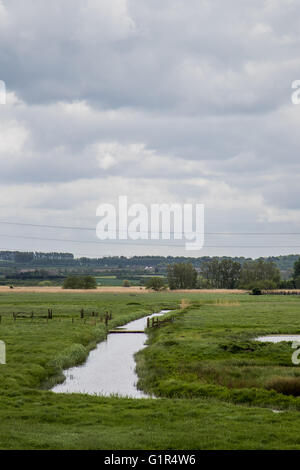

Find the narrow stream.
[
  {"left": 254, "top": 334, "right": 300, "bottom": 343},
  {"left": 52, "top": 310, "right": 171, "bottom": 398}
]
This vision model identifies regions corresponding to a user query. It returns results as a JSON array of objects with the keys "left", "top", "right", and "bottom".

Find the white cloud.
[
  {"left": 0, "top": 120, "right": 29, "bottom": 155},
  {"left": 0, "top": 1, "right": 8, "bottom": 28}
]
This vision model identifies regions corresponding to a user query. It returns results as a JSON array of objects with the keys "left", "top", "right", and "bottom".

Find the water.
[
  {"left": 52, "top": 310, "right": 171, "bottom": 398},
  {"left": 254, "top": 335, "right": 300, "bottom": 343}
]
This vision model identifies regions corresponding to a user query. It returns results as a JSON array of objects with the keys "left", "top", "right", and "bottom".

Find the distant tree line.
[
  {"left": 0, "top": 251, "right": 74, "bottom": 264},
  {"left": 61, "top": 257, "right": 300, "bottom": 291},
  {"left": 1, "top": 251, "right": 300, "bottom": 290},
  {"left": 165, "top": 258, "right": 300, "bottom": 290},
  {"left": 199, "top": 258, "right": 281, "bottom": 290},
  {"left": 1, "top": 251, "right": 299, "bottom": 277},
  {"left": 5, "top": 269, "right": 65, "bottom": 281}
]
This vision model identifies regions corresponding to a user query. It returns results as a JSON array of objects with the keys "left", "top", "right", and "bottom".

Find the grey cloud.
[
  {"left": 1, "top": 0, "right": 299, "bottom": 114},
  {"left": 1, "top": 0, "right": 300, "bottom": 257}
]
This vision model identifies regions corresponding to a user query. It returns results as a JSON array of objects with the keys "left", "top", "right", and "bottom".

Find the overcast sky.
[{"left": 0, "top": 0, "right": 300, "bottom": 258}]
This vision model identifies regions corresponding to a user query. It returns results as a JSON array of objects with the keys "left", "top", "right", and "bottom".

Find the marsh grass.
[
  {"left": 180, "top": 298, "right": 191, "bottom": 309},
  {"left": 266, "top": 376, "right": 300, "bottom": 396},
  {"left": 136, "top": 294, "right": 300, "bottom": 409}
]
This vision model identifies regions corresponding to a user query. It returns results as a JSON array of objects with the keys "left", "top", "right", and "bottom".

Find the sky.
[{"left": 0, "top": 0, "right": 300, "bottom": 259}]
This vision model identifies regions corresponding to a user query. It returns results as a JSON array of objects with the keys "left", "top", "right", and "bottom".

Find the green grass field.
[
  {"left": 137, "top": 295, "right": 300, "bottom": 408},
  {"left": 95, "top": 276, "right": 128, "bottom": 286},
  {"left": 1, "top": 291, "right": 300, "bottom": 449}
]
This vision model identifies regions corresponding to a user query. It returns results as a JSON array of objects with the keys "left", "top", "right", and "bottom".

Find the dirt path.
[
  {"left": 0, "top": 286, "right": 147, "bottom": 294},
  {"left": 0, "top": 286, "right": 249, "bottom": 294},
  {"left": 2, "top": 286, "right": 299, "bottom": 295}
]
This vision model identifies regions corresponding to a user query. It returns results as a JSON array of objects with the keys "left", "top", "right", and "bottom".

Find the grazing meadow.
[{"left": 1, "top": 291, "right": 300, "bottom": 449}]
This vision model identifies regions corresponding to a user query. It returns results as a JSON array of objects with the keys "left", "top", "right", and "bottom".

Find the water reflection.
[{"left": 52, "top": 310, "right": 170, "bottom": 398}]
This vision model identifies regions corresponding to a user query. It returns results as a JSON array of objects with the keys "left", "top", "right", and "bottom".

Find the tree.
[
  {"left": 63, "top": 276, "right": 97, "bottom": 289},
  {"left": 82, "top": 276, "right": 97, "bottom": 289},
  {"left": 293, "top": 258, "right": 300, "bottom": 287},
  {"left": 167, "top": 263, "right": 197, "bottom": 290},
  {"left": 239, "top": 260, "right": 280, "bottom": 289},
  {"left": 200, "top": 258, "right": 220, "bottom": 288},
  {"left": 200, "top": 258, "right": 241, "bottom": 289},
  {"left": 63, "top": 276, "right": 80, "bottom": 289},
  {"left": 218, "top": 259, "right": 241, "bottom": 289},
  {"left": 294, "top": 257, "right": 300, "bottom": 279},
  {"left": 146, "top": 277, "right": 165, "bottom": 291},
  {"left": 15, "top": 252, "right": 34, "bottom": 263}
]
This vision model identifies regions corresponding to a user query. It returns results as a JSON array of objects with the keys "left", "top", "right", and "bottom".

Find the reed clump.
[
  {"left": 266, "top": 376, "right": 300, "bottom": 397},
  {"left": 180, "top": 299, "right": 191, "bottom": 310}
]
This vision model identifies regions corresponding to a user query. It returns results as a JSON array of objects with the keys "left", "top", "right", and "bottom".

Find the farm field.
[
  {"left": 95, "top": 276, "right": 141, "bottom": 287},
  {"left": 1, "top": 291, "right": 300, "bottom": 449}
]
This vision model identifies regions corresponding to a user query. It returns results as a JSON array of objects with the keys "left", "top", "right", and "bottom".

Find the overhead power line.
[
  {"left": 0, "top": 220, "right": 300, "bottom": 236},
  {"left": 0, "top": 233, "right": 300, "bottom": 249}
]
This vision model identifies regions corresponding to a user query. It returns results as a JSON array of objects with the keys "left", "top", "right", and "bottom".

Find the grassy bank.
[
  {"left": 2, "top": 291, "right": 300, "bottom": 449},
  {"left": 3, "top": 392, "right": 300, "bottom": 450}
]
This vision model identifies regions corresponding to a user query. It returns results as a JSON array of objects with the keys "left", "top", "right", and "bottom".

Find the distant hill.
[{"left": 0, "top": 251, "right": 299, "bottom": 279}]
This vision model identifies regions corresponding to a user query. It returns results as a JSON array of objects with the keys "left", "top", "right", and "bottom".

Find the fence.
[
  {"left": 147, "top": 315, "right": 175, "bottom": 329},
  {"left": 0, "top": 308, "right": 113, "bottom": 326}
]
